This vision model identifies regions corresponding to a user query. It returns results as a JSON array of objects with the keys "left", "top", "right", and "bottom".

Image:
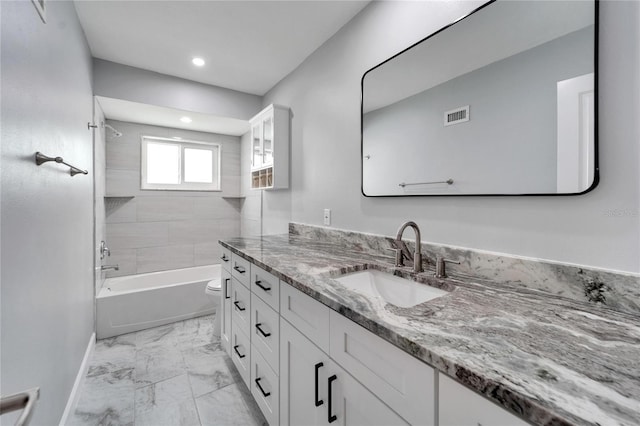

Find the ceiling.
[
  {"left": 363, "top": 0, "right": 594, "bottom": 113},
  {"left": 75, "top": 1, "right": 369, "bottom": 96},
  {"left": 96, "top": 96, "right": 250, "bottom": 136}
]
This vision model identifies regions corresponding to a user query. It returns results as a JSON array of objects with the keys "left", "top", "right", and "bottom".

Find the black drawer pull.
[
  {"left": 234, "top": 301, "right": 246, "bottom": 311},
  {"left": 221, "top": 254, "right": 229, "bottom": 262},
  {"left": 224, "top": 278, "right": 230, "bottom": 299},
  {"left": 255, "top": 280, "right": 271, "bottom": 292},
  {"left": 233, "top": 265, "right": 246, "bottom": 274},
  {"left": 314, "top": 362, "right": 324, "bottom": 407},
  {"left": 255, "top": 378, "right": 271, "bottom": 397},
  {"left": 233, "top": 345, "right": 245, "bottom": 359},
  {"left": 255, "top": 323, "right": 271, "bottom": 338},
  {"left": 328, "top": 374, "right": 337, "bottom": 423}
]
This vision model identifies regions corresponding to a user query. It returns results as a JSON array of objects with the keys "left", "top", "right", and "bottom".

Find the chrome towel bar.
[
  {"left": 399, "top": 179, "right": 453, "bottom": 188},
  {"left": 35, "top": 152, "right": 88, "bottom": 176},
  {"left": 0, "top": 387, "right": 40, "bottom": 426}
]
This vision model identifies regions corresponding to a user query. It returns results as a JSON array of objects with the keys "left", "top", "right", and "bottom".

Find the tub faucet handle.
[{"left": 100, "top": 241, "right": 111, "bottom": 259}]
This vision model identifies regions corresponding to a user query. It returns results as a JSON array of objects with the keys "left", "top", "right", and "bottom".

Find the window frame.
[{"left": 140, "top": 135, "right": 222, "bottom": 191}]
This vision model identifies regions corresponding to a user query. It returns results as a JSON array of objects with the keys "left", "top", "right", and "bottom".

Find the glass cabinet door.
[
  {"left": 262, "top": 116, "right": 273, "bottom": 167},
  {"left": 252, "top": 122, "right": 262, "bottom": 169}
]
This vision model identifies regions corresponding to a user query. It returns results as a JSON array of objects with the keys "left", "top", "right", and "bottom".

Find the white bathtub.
[{"left": 96, "top": 265, "right": 219, "bottom": 339}]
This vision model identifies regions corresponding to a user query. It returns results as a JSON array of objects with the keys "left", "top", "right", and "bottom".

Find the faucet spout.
[
  {"left": 394, "top": 221, "right": 423, "bottom": 273},
  {"left": 101, "top": 264, "right": 119, "bottom": 271}
]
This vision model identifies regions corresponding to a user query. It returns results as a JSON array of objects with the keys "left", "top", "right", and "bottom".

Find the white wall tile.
[
  {"left": 136, "top": 197, "right": 195, "bottom": 222},
  {"left": 194, "top": 243, "right": 222, "bottom": 266},
  {"left": 107, "top": 222, "right": 169, "bottom": 249},
  {"left": 137, "top": 244, "right": 194, "bottom": 273}
]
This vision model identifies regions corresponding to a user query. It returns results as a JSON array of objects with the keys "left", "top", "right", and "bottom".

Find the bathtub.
[{"left": 96, "top": 265, "right": 219, "bottom": 339}]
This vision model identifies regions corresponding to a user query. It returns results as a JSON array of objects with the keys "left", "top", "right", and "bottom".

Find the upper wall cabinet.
[
  {"left": 361, "top": 0, "right": 598, "bottom": 196},
  {"left": 250, "top": 104, "right": 290, "bottom": 190}
]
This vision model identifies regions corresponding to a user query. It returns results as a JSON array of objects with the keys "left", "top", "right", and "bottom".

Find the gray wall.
[
  {"left": 105, "top": 120, "right": 241, "bottom": 277},
  {"left": 1, "top": 1, "right": 94, "bottom": 423},
  {"left": 259, "top": 0, "right": 640, "bottom": 273},
  {"left": 93, "top": 59, "right": 263, "bottom": 121},
  {"left": 363, "top": 27, "right": 593, "bottom": 195}
]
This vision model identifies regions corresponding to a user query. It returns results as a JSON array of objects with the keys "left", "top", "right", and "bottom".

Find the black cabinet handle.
[
  {"left": 255, "top": 280, "right": 271, "bottom": 292},
  {"left": 224, "top": 278, "right": 230, "bottom": 299},
  {"left": 328, "top": 374, "right": 337, "bottom": 423},
  {"left": 255, "top": 378, "right": 271, "bottom": 397},
  {"left": 255, "top": 323, "right": 271, "bottom": 338},
  {"left": 314, "top": 362, "right": 324, "bottom": 407},
  {"left": 221, "top": 254, "right": 229, "bottom": 262},
  {"left": 233, "top": 345, "right": 245, "bottom": 359},
  {"left": 234, "top": 301, "right": 245, "bottom": 311},
  {"left": 233, "top": 265, "right": 246, "bottom": 274}
]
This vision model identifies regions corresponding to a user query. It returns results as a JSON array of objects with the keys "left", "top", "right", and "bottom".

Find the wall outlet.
[{"left": 323, "top": 209, "right": 331, "bottom": 226}]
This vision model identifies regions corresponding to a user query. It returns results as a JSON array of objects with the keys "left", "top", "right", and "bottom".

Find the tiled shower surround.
[
  {"left": 104, "top": 120, "right": 242, "bottom": 277},
  {"left": 289, "top": 223, "right": 640, "bottom": 316}
]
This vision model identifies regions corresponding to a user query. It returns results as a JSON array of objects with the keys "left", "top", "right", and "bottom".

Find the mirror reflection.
[{"left": 362, "top": 0, "right": 596, "bottom": 196}]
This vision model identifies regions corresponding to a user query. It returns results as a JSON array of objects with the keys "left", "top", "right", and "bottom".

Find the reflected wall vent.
[{"left": 444, "top": 105, "right": 469, "bottom": 126}]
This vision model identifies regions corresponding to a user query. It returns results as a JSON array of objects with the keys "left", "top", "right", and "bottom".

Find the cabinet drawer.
[
  {"left": 439, "top": 373, "right": 529, "bottom": 426},
  {"left": 250, "top": 263, "right": 280, "bottom": 312},
  {"left": 231, "top": 254, "right": 250, "bottom": 288},
  {"left": 280, "top": 283, "right": 330, "bottom": 353},
  {"left": 231, "top": 278, "right": 251, "bottom": 336},
  {"left": 329, "top": 311, "right": 435, "bottom": 426},
  {"left": 220, "top": 246, "right": 232, "bottom": 271},
  {"left": 251, "top": 293, "right": 280, "bottom": 374},
  {"left": 251, "top": 345, "right": 279, "bottom": 426},
  {"left": 231, "top": 324, "right": 251, "bottom": 388}
]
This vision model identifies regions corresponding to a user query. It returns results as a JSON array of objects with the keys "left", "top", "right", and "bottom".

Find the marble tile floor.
[{"left": 68, "top": 315, "right": 267, "bottom": 426}]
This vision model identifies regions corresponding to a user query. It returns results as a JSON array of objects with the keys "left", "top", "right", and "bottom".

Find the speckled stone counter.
[{"left": 219, "top": 234, "right": 640, "bottom": 426}]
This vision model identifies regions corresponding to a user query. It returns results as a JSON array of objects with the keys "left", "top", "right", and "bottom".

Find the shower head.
[{"left": 104, "top": 124, "right": 123, "bottom": 138}]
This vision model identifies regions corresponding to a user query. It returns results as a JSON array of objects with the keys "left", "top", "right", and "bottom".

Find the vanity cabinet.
[
  {"left": 280, "top": 319, "right": 408, "bottom": 426},
  {"left": 219, "top": 244, "right": 530, "bottom": 426},
  {"left": 249, "top": 104, "right": 290, "bottom": 190},
  {"left": 438, "top": 374, "right": 529, "bottom": 426}
]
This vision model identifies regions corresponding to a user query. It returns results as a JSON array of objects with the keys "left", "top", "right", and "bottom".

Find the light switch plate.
[{"left": 323, "top": 209, "right": 331, "bottom": 226}]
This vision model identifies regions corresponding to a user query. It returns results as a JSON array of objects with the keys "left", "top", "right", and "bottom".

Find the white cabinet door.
[
  {"left": 280, "top": 319, "right": 330, "bottom": 426},
  {"left": 439, "top": 374, "right": 529, "bottom": 426},
  {"left": 221, "top": 268, "right": 232, "bottom": 354},
  {"left": 328, "top": 361, "right": 410, "bottom": 426},
  {"left": 251, "top": 121, "right": 263, "bottom": 169}
]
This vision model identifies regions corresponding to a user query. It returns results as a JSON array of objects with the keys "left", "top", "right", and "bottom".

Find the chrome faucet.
[
  {"left": 101, "top": 265, "right": 119, "bottom": 271},
  {"left": 392, "top": 221, "right": 423, "bottom": 273}
]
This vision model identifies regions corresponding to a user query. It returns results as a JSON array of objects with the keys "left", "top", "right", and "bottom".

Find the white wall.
[
  {"left": 261, "top": 0, "right": 640, "bottom": 273},
  {"left": 93, "top": 59, "right": 263, "bottom": 121},
  {"left": 1, "top": 1, "right": 95, "bottom": 423}
]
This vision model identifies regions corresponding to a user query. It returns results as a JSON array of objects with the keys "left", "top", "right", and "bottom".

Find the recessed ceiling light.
[
  {"left": 192, "top": 57, "right": 205, "bottom": 67},
  {"left": 180, "top": 117, "right": 192, "bottom": 123}
]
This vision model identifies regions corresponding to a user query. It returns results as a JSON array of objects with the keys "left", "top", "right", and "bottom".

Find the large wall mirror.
[{"left": 361, "top": 0, "right": 597, "bottom": 196}]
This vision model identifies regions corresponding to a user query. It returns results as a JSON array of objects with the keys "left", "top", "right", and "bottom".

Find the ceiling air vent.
[{"left": 444, "top": 105, "right": 469, "bottom": 126}]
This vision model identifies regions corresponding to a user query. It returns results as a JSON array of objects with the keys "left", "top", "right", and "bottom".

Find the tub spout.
[{"left": 101, "top": 264, "right": 119, "bottom": 271}]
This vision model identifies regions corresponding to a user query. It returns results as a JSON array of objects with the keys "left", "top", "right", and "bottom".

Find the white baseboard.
[{"left": 59, "top": 332, "right": 95, "bottom": 425}]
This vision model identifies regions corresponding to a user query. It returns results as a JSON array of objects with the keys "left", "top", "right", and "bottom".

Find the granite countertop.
[{"left": 219, "top": 234, "right": 640, "bottom": 426}]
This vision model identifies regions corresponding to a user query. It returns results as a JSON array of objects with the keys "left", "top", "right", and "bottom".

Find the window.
[{"left": 141, "top": 136, "right": 221, "bottom": 191}]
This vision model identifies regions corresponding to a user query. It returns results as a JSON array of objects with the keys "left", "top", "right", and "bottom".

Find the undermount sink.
[{"left": 335, "top": 269, "right": 447, "bottom": 308}]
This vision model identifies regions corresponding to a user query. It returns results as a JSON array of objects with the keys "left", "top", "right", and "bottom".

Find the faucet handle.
[
  {"left": 385, "top": 247, "right": 404, "bottom": 267},
  {"left": 434, "top": 257, "right": 460, "bottom": 279}
]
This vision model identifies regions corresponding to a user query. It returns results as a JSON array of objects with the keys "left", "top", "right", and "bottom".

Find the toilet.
[{"left": 205, "top": 277, "right": 222, "bottom": 337}]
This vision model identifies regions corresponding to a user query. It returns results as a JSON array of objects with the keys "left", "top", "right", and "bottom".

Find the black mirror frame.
[{"left": 360, "top": 0, "right": 599, "bottom": 197}]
